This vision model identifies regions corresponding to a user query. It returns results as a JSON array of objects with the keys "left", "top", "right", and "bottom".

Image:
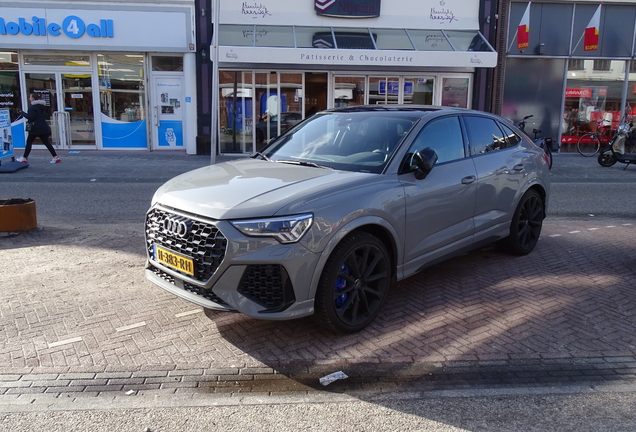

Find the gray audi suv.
[{"left": 145, "top": 105, "right": 550, "bottom": 333}]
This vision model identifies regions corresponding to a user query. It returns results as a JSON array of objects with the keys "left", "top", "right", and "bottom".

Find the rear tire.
[
  {"left": 545, "top": 148, "right": 553, "bottom": 169},
  {"left": 597, "top": 148, "right": 617, "bottom": 167},
  {"left": 499, "top": 189, "right": 544, "bottom": 256},
  {"left": 577, "top": 133, "right": 601, "bottom": 157},
  {"left": 313, "top": 232, "right": 390, "bottom": 333}
]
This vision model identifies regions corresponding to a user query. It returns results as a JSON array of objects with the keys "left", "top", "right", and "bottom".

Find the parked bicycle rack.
[{"left": 52, "top": 111, "right": 71, "bottom": 149}]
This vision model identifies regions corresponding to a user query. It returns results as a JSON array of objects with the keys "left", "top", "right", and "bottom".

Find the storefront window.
[
  {"left": 254, "top": 72, "right": 279, "bottom": 151},
  {"left": 625, "top": 61, "right": 636, "bottom": 125},
  {"left": 295, "top": 27, "right": 333, "bottom": 48},
  {"left": 563, "top": 60, "right": 625, "bottom": 141},
  {"left": 334, "top": 76, "right": 365, "bottom": 108},
  {"left": 373, "top": 29, "right": 415, "bottom": 50},
  {"left": 98, "top": 54, "right": 147, "bottom": 148},
  {"left": 219, "top": 71, "right": 254, "bottom": 153},
  {"left": 255, "top": 26, "right": 294, "bottom": 48},
  {"left": 152, "top": 56, "right": 183, "bottom": 71},
  {"left": 0, "top": 52, "right": 21, "bottom": 121},
  {"left": 369, "top": 76, "right": 399, "bottom": 104},
  {"left": 219, "top": 25, "right": 257, "bottom": 46},
  {"left": 404, "top": 77, "right": 434, "bottom": 105},
  {"left": 23, "top": 54, "right": 90, "bottom": 66}
]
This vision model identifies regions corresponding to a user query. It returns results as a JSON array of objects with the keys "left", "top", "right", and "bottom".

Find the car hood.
[{"left": 153, "top": 158, "right": 372, "bottom": 219}]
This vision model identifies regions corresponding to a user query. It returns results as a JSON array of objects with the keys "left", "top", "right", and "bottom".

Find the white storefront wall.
[{"left": 0, "top": 2, "right": 198, "bottom": 154}]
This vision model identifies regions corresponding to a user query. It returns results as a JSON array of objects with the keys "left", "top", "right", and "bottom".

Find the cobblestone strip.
[{"left": 1, "top": 357, "right": 636, "bottom": 400}]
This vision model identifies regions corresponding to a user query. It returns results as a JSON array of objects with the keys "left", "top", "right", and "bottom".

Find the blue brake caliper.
[{"left": 335, "top": 264, "right": 349, "bottom": 309}]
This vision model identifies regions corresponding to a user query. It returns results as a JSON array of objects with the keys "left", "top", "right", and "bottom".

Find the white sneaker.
[
  {"left": 16, "top": 156, "right": 28, "bottom": 163},
  {"left": 50, "top": 156, "right": 61, "bottom": 164}
]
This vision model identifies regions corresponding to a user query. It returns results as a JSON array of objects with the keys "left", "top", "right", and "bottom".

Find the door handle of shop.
[
  {"left": 156, "top": 105, "right": 161, "bottom": 127},
  {"left": 513, "top": 164, "right": 524, "bottom": 171},
  {"left": 461, "top": 176, "right": 476, "bottom": 184}
]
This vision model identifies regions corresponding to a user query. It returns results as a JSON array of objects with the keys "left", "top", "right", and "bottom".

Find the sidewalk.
[{"left": 1, "top": 149, "right": 636, "bottom": 400}]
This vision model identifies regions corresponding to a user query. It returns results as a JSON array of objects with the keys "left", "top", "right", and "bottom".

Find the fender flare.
[{"left": 305, "top": 215, "right": 401, "bottom": 301}]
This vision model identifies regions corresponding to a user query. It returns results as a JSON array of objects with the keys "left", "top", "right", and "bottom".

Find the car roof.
[{"left": 323, "top": 104, "right": 472, "bottom": 116}]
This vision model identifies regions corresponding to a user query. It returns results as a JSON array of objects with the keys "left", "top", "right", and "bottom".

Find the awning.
[{"left": 216, "top": 25, "right": 497, "bottom": 68}]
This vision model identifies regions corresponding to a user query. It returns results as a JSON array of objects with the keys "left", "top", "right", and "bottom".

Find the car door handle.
[
  {"left": 513, "top": 164, "right": 524, "bottom": 171},
  {"left": 461, "top": 176, "right": 476, "bottom": 184}
]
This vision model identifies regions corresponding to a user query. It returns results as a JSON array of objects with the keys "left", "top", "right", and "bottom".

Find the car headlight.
[{"left": 231, "top": 214, "right": 313, "bottom": 244}]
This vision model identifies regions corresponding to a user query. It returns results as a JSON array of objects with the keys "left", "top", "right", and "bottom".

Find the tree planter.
[{"left": 0, "top": 198, "right": 37, "bottom": 232}]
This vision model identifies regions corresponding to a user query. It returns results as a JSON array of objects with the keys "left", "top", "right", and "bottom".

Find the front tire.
[
  {"left": 499, "top": 189, "right": 544, "bottom": 256},
  {"left": 598, "top": 148, "right": 617, "bottom": 167},
  {"left": 545, "top": 148, "right": 553, "bottom": 170},
  {"left": 577, "top": 133, "right": 601, "bottom": 157},
  {"left": 314, "top": 232, "right": 391, "bottom": 333}
]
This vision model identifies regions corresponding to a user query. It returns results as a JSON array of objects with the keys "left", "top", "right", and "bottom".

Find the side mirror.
[{"left": 413, "top": 147, "right": 438, "bottom": 180}]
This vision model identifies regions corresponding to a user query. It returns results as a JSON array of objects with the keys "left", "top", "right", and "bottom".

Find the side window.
[
  {"left": 464, "top": 116, "right": 508, "bottom": 155},
  {"left": 500, "top": 123, "right": 522, "bottom": 147},
  {"left": 407, "top": 116, "right": 465, "bottom": 165}
]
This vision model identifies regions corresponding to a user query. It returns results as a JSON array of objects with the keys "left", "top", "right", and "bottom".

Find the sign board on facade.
[
  {"left": 315, "top": 0, "right": 381, "bottom": 19},
  {"left": 0, "top": 7, "right": 192, "bottom": 51},
  {"left": 223, "top": 0, "right": 479, "bottom": 30}
]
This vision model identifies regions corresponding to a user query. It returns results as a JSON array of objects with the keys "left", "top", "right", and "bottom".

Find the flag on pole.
[
  {"left": 584, "top": 4, "right": 601, "bottom": 51},
  {"left": 517, "top": 2, "right": 531, "bottom": 49}
]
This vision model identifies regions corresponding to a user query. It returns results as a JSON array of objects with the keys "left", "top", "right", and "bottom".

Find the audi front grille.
[{"left": 145, "top": 208, "right": 227, "bottom": 282}]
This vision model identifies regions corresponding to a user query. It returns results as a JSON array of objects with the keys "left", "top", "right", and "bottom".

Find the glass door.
[
  {"left": 24, "top": 71, "right": 95, "bottom": 147},
  {"left": 62, "top": 73, "right": 94, "bottom": 145},
  {"left": 23, "top": 72, "right": 57, "bottom": 145}
]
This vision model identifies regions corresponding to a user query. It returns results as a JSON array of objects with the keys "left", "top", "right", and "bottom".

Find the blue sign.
[{"left": 0, "top": 15, "right": 114, "bottom": 38}]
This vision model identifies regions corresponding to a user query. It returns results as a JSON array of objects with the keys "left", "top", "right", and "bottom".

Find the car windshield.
[{"left": 260, "top": 111, "right": 422, "bottom": 173}]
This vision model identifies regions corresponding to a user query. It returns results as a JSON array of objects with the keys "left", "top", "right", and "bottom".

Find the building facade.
[
  {"left": 210, "top": 0, "right": 498, "bottom": 155},
  {"left": 501, "top": 0, "right": 636, "bottom": 152},
  {"left": 0, "top": 1, "right": 199, "bottom": 154}
]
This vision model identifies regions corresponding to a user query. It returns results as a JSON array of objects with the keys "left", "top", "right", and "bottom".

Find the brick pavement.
[
  {"left": 1, "top": 150, "right": 636, "bottom": 400},
  {"left": 2, "top": 218, "right": 636, "bottom": 399}
]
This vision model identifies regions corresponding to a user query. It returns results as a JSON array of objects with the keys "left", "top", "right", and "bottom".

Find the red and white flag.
[
  {"left": 517, "top": 1, "right": 531, "bottom": 49},
  {"left": 584, "top": 4, "right": 601, "bottom": 51}
]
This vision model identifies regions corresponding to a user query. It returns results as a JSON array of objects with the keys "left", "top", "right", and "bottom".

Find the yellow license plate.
[{"left": 153, "top": 245, "right": 194, "bottom": 276}]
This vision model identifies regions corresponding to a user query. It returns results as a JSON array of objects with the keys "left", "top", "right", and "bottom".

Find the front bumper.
[{"left": 144, "top": 205, "right": 319, "bottom": 320}]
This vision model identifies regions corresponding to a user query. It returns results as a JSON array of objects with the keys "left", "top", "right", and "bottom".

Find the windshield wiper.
[
  {"left": 253, "top": 152, "right": 271, "bottom": 161},
  {"left": 276, "top": 160, "right": 331, "bottom": 169}
]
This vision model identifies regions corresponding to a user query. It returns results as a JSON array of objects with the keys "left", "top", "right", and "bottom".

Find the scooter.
[
  {"left": 598, "top": 122, "right": 636, "bottom": 170},
  {"left": 516, "top": 115, "right": 556, "bottom": 170}
]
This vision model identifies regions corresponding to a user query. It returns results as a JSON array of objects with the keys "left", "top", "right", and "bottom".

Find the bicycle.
[{"left": 576, "top": 121, "right": 612, "bottom": 157}]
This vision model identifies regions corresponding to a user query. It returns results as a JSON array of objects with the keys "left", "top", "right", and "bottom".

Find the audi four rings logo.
[{"left": 162, "top": 217, "right": 190, "bottom": 237}]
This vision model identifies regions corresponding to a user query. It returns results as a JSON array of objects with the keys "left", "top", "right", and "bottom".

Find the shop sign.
[
  {"left": 565, "top": 88, "right": 593, "bottom": 98},
  {"left": 315, "top": 0, "right": 381, "bottom": 18},
  {"left": 0, "top": 15, "right": 114, "bottom": 39}
]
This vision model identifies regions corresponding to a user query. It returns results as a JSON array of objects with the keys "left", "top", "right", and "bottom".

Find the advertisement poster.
[
  {"left": 0, "top": 109, "right": 14, "bottom": 160},
  {"left": 441, "top": 78, "right": 469, "bottom": 108},
  {"left": 156, "top": 78, "right": 183, "bottom": 147}
]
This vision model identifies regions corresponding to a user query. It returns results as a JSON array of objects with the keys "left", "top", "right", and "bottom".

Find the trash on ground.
[{"left": 319, "top": 371, "right": 348, "bottom": 386}]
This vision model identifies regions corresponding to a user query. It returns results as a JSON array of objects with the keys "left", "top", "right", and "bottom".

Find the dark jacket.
[{"left": 20, "top": 100, "right": 51, "bottom": 136}]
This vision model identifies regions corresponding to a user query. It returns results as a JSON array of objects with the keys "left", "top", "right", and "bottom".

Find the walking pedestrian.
[{"left": 16, "top": 93, "right": 61, "bottom": 164}]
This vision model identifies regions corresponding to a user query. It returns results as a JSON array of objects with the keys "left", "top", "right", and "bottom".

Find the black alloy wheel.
[
  {"left": 500, "top": 189, "right": 544, "bottom": 256},
  {"left": 314, "top": 232, "right": 391, "bottom": 333}
]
